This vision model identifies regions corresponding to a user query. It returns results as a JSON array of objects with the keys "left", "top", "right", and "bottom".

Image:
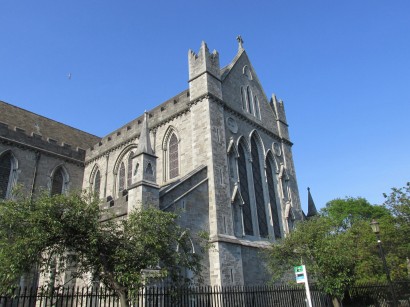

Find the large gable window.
[
  {"left": 251, "top": 137, "right": 268, "bottom": 238},
  {"left": 238, "top": 143, "right": 253, "bottom": 236},
  {"left": 168, "top": 133, "right": 179, "bottom": 179},
  {"left": 266, "top": 156, "right": 281, "bottom": 239}
]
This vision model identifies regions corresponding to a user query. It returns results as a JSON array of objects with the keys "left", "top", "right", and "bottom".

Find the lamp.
[
  {"left": 370, "top": 219, "right": 380, "bottom": 234},
  {"left": 370, "top": 219, "right": 398, "bottom": 307}
]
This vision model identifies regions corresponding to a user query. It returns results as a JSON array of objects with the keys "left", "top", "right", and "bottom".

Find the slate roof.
[{"left": 0, "top": 100, "right": 100, "bottom": 150}]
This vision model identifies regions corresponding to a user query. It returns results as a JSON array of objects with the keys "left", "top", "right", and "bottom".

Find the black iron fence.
[
  {"left": 0, "top": 282, "right": 408, "bottom": 307},
  {"left": 343, "top": 281, "right": 410, "bottom": 306}
]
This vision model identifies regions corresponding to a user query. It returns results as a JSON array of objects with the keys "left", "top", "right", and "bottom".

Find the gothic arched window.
[
  {"left": 254, "top": 96, "right": 260, "bottom": 119},
  {"left": 168, "top": 133, "right": 179, "bottom": 179},
  {"left": 266, "top": 157, "right": 281, "bottom": 239},
  {"left": 93, "top": 169, "right": 101, "bottom": 198},
  {"left": 241, "top": 87, "right": 246, "bottom": 110},
  {"left": 238, "top": 143, "right": 253, "bottom": 236},
  {"left": 0, "top": 152, "right": 13, "bottom": 199},
  {"left": 246, "top": 86, "right": 253, "bottom": 114},
  {"left": 127, "top": 151, "right": 134, "bottom": 188},
  {"left": 146, "top": 162, "right": 153, "bottom": 175},
  {"left": 251, "top": 137, "right": 268, "bottom": 238},
  {"left": 51, "top": 167, "right": 65, "bottom": 195},
  {"left": 118, "top": 162, "right": 126, "bottom": 194}
]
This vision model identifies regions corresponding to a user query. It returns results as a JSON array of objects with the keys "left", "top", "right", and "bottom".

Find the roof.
[{"left": 0, "top": 100, "right": 100, "bottom": 150}]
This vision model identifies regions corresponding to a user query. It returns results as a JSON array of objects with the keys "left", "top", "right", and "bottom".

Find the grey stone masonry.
[{"left": 1, "top": 38, "right": 303, "bottom": 289}]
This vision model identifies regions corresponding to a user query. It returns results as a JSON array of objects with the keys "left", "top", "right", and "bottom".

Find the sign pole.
[{"left": 294, "top": 265, "right": 313, "bottom": 307}]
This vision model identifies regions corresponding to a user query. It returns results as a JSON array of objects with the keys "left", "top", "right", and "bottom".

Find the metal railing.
[{"left": 0, "top": 281, "right": 408, "bottom": 307}]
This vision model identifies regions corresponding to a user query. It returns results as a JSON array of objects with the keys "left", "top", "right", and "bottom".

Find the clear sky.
[{"left": 1, "top": 1, "right": 409, "bottom": 212}]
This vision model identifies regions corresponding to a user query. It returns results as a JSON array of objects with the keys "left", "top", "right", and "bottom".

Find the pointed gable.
[{"left": 220, "top": 48, "right": 279, "bottom": 136}]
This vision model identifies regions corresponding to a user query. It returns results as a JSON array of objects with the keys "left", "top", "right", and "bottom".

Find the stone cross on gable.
[{"left": 236, "top": 35, "right": 244, "bottom": 50}]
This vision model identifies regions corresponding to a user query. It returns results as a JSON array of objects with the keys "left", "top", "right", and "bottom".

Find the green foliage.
[
  {"left": 0, "top": 191, "right": 203, "bottom": 303},
  {"left": 321, "top": 197, "right": 390, "bottom": 230},
  {"left": 267, "top": 192, "right": 410, "bottom": 300},
  {"left": 383, "top": 182, "right": 410, "bottom": 279}
]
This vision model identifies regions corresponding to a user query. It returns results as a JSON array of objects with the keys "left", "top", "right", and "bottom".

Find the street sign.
[
  {"left": 294, "top": 265, "right": 306, "bottom": 284},
  {"left": 294, "top": 265, "right": 312, "bottom": 307}
]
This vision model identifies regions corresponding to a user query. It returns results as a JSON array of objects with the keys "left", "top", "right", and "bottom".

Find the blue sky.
[{"left": 1, "top": 1, "right": 409, "bottom": 212}]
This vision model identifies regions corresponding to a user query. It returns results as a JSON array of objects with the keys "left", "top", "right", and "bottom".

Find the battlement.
[
  {"left": 0, "top": 122, "right": 87, "bottom": 161},
  {"left": 86, "top": 90, "right": 191, "bottom": 160},
  {"left": 188, "top": 41, "right": 221, "bottom": 81}
]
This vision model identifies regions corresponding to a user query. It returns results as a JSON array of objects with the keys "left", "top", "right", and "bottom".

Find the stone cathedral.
[{"left": 0, "top": 39, "right": 304, "bottom": 287}]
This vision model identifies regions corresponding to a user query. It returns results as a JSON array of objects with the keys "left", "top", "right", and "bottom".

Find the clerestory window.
[
  {"left": 168, "top": 133, "right": 179, "bottom": 179},
  {"left": 118, "top": 162, "right": 126, "bottom": 194}
]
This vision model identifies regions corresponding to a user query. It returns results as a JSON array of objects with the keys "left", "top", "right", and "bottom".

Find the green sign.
[{"left": 294, "top": 265, "right": 304, "bottom": 273}]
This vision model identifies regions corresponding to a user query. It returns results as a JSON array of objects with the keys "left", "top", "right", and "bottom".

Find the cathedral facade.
[{"left": 0, "top": 39, "right": 303, "bottom": 287}]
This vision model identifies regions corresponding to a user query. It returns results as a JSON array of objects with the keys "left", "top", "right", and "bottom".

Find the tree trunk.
[
  {"left": 118, "top": 290, "right": 129, "bottom": 307},
  {"left": 332, "top": 297, "right": 341, "bottom": 307}
]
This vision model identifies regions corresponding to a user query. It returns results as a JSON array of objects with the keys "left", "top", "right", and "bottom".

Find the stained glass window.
[
  {"left": 51, "top": 167, "right": 64, "bottom": 195},
  {"left": 241, "top": 87, "right": 246, "bottom": 110},
  {"left": 118, "top": 162, "right": 125, "bottom": 193},
  {"left": 247, "top": 87, "right": 253, "bottom": 114},
  {"left": 127, "top": 152, "right": 133, "bottom": 188},
  {"left": 254, "top": 96, "right": 260, "bottom": 119},
  {"left": 94, "top": 169, "right": 101, "bottom": 198},
  {"left": 169, "top": 133, "right": 179, "bottom": 179},
  {"left": 251, "top": 138, "right": 268, "bottom": 237},
  {"left": 238, "top": 144, "right": 253, "bottom": 235},
  {"left": 267, "top": 158, "right": 281, "bottom": 239}
]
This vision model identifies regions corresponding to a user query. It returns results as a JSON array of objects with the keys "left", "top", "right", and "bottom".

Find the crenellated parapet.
[
  {"left": 0, "top": 121, "right": 87, "bottom": 163},
  {"left": 189, "top": 41, "right": 221, "bottom": 81},
  {"left": 188, "top": 41, "right": 222, "bottom": 100}
]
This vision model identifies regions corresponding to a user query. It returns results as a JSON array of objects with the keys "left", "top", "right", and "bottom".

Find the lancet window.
[
  {"left": 118, "top": 162, "right": 126, "bottom": 194},
  {"left": 266, "top": 156, "right": 281, "bottom": 239},
  {"left": 168, "top": 133, "right": 179, "bottom": 179},
  {"left": 251, "top": 137, "right": 268, "bottom": 238},
  {"left": 51, "top": 167, "right": 66, "bottom": 195},
  {"left": 93, "top": 169, "right": 101, "bottom": 198},
  {"left": 238, "top": 143, "right": 253, "bottom": 235},
  {"left": 127, "top": 151, "right": 134, "bottom": 188}
]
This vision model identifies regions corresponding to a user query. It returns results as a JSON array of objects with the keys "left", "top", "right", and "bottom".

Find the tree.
[
  {"left": 383, "top": 182, "right": 410, "bottom": 278},
  {"left": 266, "top": 196, "right": 408, "bottom": 306},
  {"left": 322, "top": 197, "right": 390, "bottom": 230},
  {"left": 0, "top": 191, "right": 204, "bottom": 307}
]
